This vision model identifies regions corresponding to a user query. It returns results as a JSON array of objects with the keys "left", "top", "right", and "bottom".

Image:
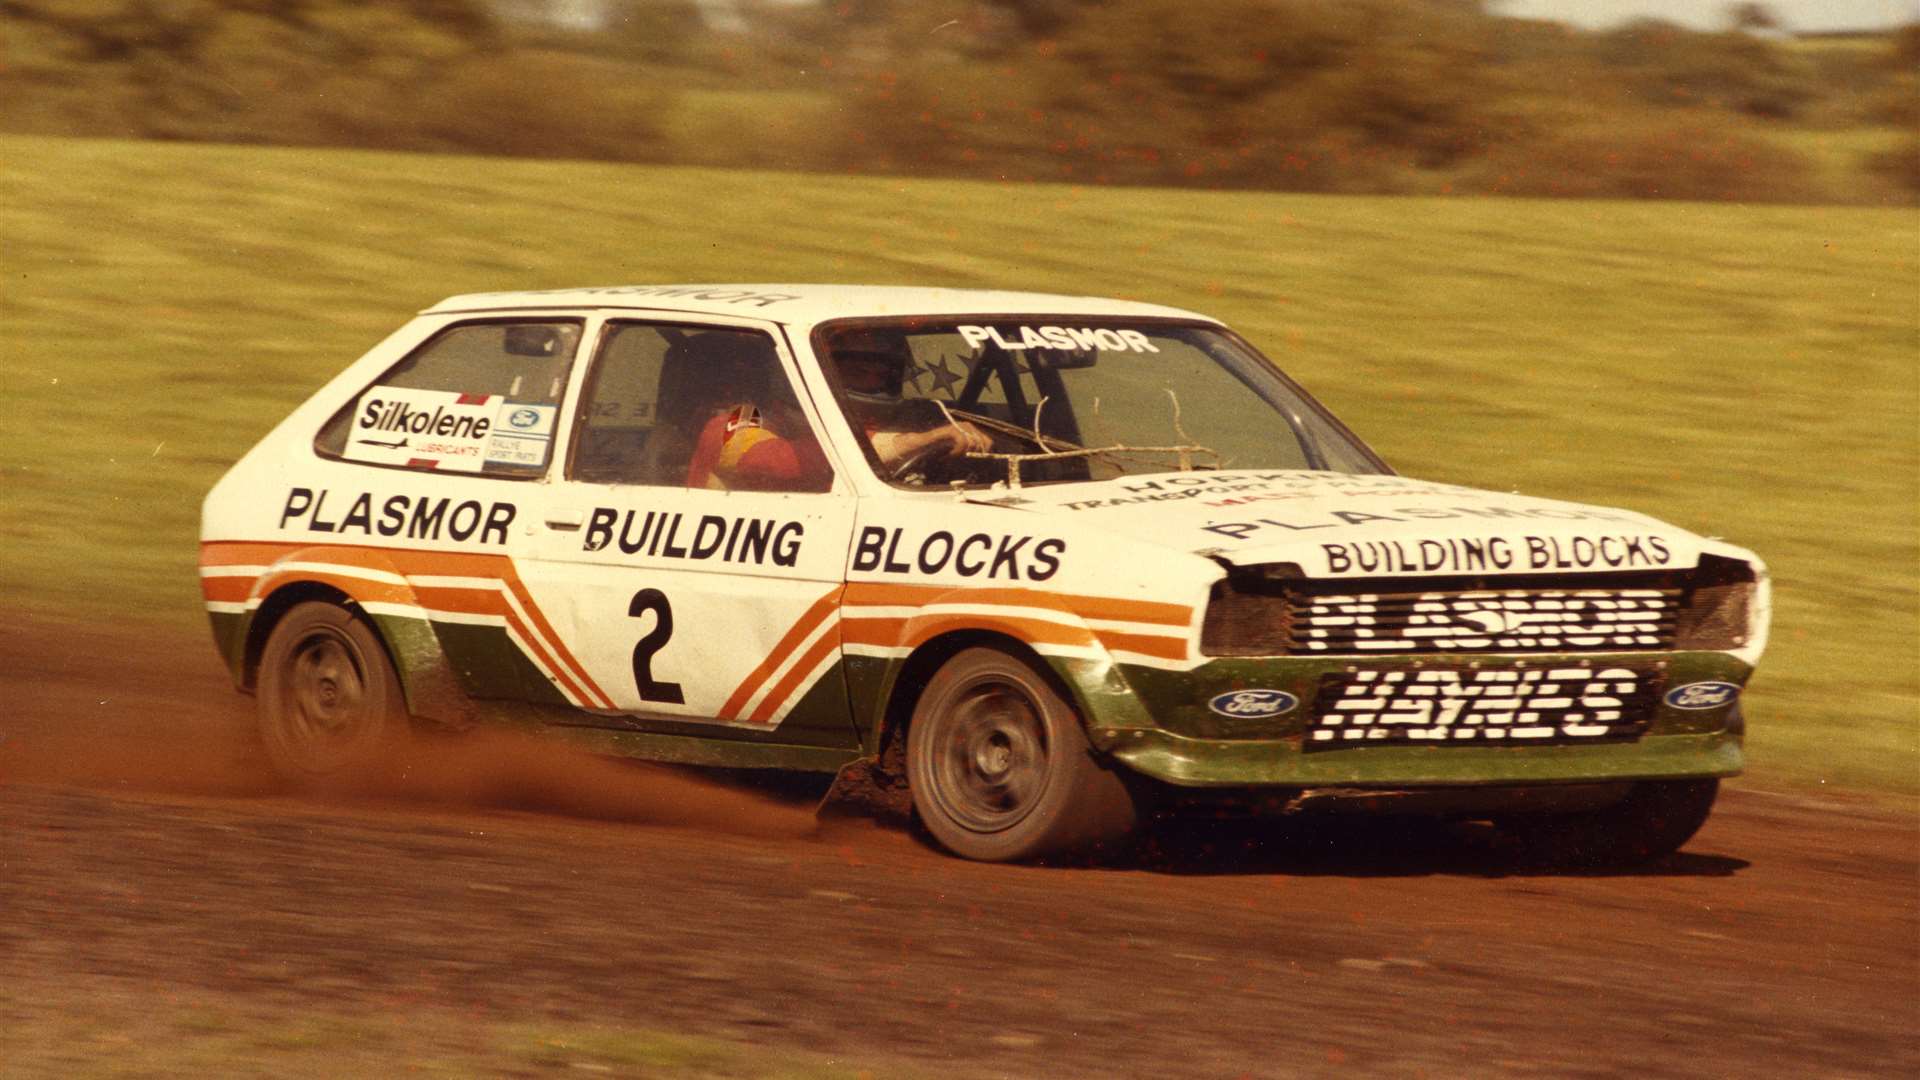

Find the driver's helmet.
[{"left": 828, "top": 327, "right": 913, "bottom": 406}]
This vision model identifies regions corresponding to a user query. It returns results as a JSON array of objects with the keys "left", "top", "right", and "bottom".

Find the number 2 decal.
[{"left": 627, "top": 588, "right": 685, "bottom": 705}]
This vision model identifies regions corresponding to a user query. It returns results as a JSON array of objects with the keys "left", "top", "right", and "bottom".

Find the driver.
[
  {"left": 681, "top": 333, "right": 830, "bottom": 492},
  {"left": 831, "top": 330, "right": 990, "bottom": 473}
]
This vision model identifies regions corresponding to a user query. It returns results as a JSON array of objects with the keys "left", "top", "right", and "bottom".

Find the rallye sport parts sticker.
[{"left": 484, "top": 402, "right": 557, "bottom": 469}]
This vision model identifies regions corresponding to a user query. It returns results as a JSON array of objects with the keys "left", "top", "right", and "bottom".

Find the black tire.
[
  {"left": 255, "top": 601, "right": 409, "bottom": 791},
  {"left": 905, "top": 647, "right": 1139, "bottom": 862},
  {"left": 1500, "top": 778, "right": 1720, "bottom": 868}
]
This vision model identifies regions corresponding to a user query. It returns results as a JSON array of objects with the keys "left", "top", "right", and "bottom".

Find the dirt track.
[{"left": 3, "top": 617, "right": 1916, "bottom": 1078}]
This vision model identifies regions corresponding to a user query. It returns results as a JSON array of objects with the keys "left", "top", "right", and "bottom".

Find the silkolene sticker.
[{"left": 346, "top": 387, "right": 555, "bottom": 472}]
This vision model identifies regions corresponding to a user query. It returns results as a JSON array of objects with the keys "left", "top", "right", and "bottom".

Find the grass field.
[
  {"left": 1, "top": 133, "right": 1914, "bottom": 795},
  {"left": 0, "top": 985, "right": 904, "bottom": 1079}
]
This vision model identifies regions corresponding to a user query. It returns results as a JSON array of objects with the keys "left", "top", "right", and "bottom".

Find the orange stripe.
[
  {"left": 199, "top": 540, "right": 615, "bottom": 711},
  {"left": 838, "top": 615, "right": 909, "bottom": 646},
  {"left": 201, "top": 576, "right": 253, "bottom": 604},
  {"left": 843, "top": 613, "right": 1099, "bottom": 653},
  {"left": 745, "top": 625, "right": 843, "bottom": 726},
  {"left": 842, "top": 613, "right": 1188, "bottom": 663},
  {"left": 1092, "top": 630, "right": 1189, "bottom": 662},
  {"left": 398, "top": 551, "right": 511, "bottom": 577},
  {"left": 902, "top": 615, "right": 1095, "bottom": 651},
  {"left": 842, "top": 581, "right": 1192, "bottom": 626},
  {"left": 842, "top": 581, "right": 945, "bottom": 606},
  {"left": 719, "top": 587, "right": 842, "bottom": 720},
  {"left": 334, "top": 559, "right": 587, "bottom": 707},
  {"left": 493, "top": 559, "right": 615, "bottom": 710},
  {"left": 393, "top": 578, "right": 604, "bottom": 708},
  {"left": 496, "top": 607, "right": 602, "bottom": 710},
  {"left": 251, "top": 569, "right": 416, "bottom": 607},
  {"left": 381, "top": 550, "right": 610, "bottom": 711},
  {"left": 200, "top": 540, "right": 298, "bottom": 567},
  {"left": 409, "top": 584, "right": 511, "bottom": 612}
]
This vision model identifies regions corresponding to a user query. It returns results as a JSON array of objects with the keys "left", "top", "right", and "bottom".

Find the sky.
[
  {"left": 1493, "top": 0, "right": 1918, "bottom": 32},
  {"left": 528, "top": 1, "right": 1918, "bottom": 34}
]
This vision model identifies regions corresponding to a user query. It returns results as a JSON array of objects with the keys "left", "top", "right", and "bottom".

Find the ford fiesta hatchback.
[{"left": 201, "top": 285, "right": 1767, "bottom": 863}]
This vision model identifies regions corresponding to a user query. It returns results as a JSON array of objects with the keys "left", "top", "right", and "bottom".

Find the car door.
[{"left": 512, "top": 314, "right": 861, "bottom": 751}]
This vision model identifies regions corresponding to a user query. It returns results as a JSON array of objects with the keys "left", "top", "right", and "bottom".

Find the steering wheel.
[{"left": 887, "top": 442, "right": 947, "bottom": 482}]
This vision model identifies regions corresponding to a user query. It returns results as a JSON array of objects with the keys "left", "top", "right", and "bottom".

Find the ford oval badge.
[
  {"left": 1664, "top": 681, "right": 1740, "bottom": 710},
  {"left": 1207, "top": 689, "right": 1299, "bottom": 718},
  {"left": 509, "top": 407, "right": 541, "bottom": 429}
]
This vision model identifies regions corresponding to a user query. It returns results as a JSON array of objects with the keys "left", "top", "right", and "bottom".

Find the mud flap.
[{"left": 816, "top": 755, "right": 914, "bottom": 825}]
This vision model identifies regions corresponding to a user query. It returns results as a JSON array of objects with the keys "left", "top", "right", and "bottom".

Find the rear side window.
[
  {"left": 316, "top": 320, "right": 583, "bottom": 478},
  {"left": 570, "top": 322, "right": 831, "bottom": 493}
]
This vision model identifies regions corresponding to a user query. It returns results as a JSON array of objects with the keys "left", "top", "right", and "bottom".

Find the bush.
[
  {"left": 1472, "top": 120, "right": 1821, "bottom": 202},
  {"left": 1868, "top": 137, "right": 1920, "bottom": 194},
  {"left": 1598, "top": 20, "right": 1817, "bottom": 119},
  {"left": 407, "top": 50, "right": 672, "bottom": 161}
]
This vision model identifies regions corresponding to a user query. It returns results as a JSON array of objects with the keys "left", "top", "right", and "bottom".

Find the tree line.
[{"left": 2, "top": 0, "right": 1913, "bottom": 201}]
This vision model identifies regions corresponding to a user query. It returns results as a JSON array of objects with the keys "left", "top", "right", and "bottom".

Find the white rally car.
[{"left": 201, "top": 285, "right": 1768, "bottom": 863}]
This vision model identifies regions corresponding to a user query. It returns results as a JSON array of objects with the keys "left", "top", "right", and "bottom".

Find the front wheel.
[
  {"left": 255, "top": 601, "right": 409, "bottom": 791},
  {"left": 906, "top": 647, "right": 1139, "bottom": 862},
  {"left": 1500, "top": 778, "right": 1720, "bottom": 868}
]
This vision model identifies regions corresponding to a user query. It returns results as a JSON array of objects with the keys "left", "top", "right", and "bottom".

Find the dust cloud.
[{"left": 0, "top": 711, "right": 822, "bottom": 841}]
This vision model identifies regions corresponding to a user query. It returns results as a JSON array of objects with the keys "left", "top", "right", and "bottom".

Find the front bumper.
[
  {"left": 1071, "top": 650, "right": 1750, "bottom": 789},
  {"left": 1095, "top": 728, "right": 1742, "bottom": 788}
]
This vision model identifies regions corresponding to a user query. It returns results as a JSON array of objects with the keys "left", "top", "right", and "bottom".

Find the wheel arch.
[
  {"left": 866, "top": 628, "right": 1107, "bottom": 770},
  {"left": 239, "top": 549, "right": 473, "bottom": 727}
]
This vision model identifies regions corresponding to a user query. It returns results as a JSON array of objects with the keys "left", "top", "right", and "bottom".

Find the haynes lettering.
[{"left": 1311, "top": 666, "right": 1650, "bottom": 746}]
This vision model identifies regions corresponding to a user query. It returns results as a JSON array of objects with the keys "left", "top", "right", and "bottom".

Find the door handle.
[{"left": 545, "top": 509, "right": 584, "bottom": 530}]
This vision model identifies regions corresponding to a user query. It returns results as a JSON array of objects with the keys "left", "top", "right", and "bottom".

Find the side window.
[
  {"left": 316, "top": 320, "right": 582, "bottom": 478},
  {"left": 570, "top": 323, "right": 832, "bottom": 493}
]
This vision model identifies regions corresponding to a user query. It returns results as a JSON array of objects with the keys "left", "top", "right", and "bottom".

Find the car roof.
[{"left": 421, "top": 284, "right": 1216, "bottom": 325}]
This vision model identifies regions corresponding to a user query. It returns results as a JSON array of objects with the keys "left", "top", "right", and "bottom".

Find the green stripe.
[
  {"left": 1100, "top": 729, "right": 1742, "bottom": 788},
  {"left": 206, "top": 610, "right": 250, "bottom": 687}
]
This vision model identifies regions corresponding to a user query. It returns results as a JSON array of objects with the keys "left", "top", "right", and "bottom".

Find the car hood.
[{"left": 960, "top": 470, "right": 1728, "bottom": 580}]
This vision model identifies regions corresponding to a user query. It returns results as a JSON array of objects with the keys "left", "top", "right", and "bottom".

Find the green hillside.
[{"left": 2, "top": 134, "right": 1913, "bottom": 794}]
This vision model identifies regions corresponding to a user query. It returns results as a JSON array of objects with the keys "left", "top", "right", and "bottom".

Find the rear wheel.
[
  {"left": 1500, "top": 778, "right": 1720, "bottom": 868},
  {"left": 905, "top": 647, "right": 1138, "bottom": 862},
  {"left": 256, "top": 601, "right": 408, "bottom": 791}
]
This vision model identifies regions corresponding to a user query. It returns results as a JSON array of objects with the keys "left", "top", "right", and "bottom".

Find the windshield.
[{"left": 814, "top": 318, "right": 1387, "bottom": 488}]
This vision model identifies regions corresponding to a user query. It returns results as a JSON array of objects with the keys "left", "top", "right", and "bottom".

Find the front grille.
[
  {"left": 1289, "top": 587, "right": 1678, "bottom": 654},
  {"left": 1201, "top": 558, "right": 1754, "bottom": 657},
  {"left": 1305, "top": 663, "right": 1662, "bottom": 749}
]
